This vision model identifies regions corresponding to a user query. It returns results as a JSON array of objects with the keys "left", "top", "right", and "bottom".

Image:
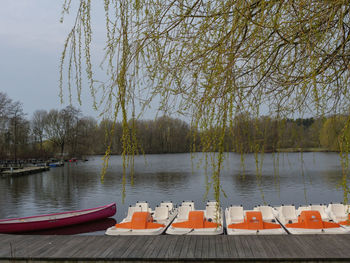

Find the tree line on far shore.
[{"left": 0, "top": 91, "right": 348, "bottom": 160}]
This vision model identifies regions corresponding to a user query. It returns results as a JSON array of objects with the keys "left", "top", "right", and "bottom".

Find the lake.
[{"left": 0, "top": 152, "right": 347, "bottom": 234}]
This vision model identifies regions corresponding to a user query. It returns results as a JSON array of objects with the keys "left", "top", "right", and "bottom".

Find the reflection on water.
[
  {"left": 0, "top": 152, "right": 348, "bottom": 234},
  {"left": 19, "top": 218, "right": 116, "bottom": 235}
]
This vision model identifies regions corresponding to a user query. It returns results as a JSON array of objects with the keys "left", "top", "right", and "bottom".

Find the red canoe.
[{"left": 0, "top": 203, "right": 116, "bottom": 233}]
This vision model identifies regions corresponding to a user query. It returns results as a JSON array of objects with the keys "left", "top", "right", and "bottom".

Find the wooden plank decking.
[
  {"left": 1, "top": 234, "right": 350, "bottom": 262},
  {"left": 1, "top": 166, "right": 49, "bottom": 177}
]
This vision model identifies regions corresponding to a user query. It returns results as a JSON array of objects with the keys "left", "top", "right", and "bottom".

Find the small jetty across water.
[
  {"left": 1, "top": 234, "right": 350, "bottom": 262},
  {"left": 0, "top": 166, "right": 49, "bottom": 177}
]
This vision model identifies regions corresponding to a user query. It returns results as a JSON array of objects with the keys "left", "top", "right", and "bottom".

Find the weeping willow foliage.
[{"left": 60, "top": 0, "right": 350, "bottom": 203}]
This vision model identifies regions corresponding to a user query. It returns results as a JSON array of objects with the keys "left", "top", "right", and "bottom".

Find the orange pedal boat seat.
[
  {"left": 228, "top": 211, "right": 281, "bottom": 230},
  {"left": 115, "top": 212, "right": 165, "bottom": 229},
  {"left": 339, "top": 214, "right": 350, "bottom": 226},
  {"left": 286, "top": 210, "right": 341, "bottom": 229},
  {"left": 172, "top": 211, "right": 219, "bottom": 229}
]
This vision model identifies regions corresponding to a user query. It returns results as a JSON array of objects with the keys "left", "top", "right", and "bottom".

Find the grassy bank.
[{"left": 276, "top": 148, "right": 331, "bottom": 153}]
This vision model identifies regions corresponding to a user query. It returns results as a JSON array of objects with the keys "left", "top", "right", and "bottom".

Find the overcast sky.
[{"left": 0, "top": 1, "right": 110, "bottom": 119}]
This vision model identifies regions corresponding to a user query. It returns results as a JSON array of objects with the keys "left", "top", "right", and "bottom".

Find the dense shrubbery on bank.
[{"left": 0, "top": 92, "right": 348, "bottom": 160}]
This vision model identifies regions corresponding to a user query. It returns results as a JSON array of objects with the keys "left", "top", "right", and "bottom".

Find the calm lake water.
[{"left": 0, "top": 152, "right": 348, "bottom": 234}]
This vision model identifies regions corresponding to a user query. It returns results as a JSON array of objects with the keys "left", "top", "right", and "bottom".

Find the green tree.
[{"left": 320, "top": 116, "right": 350, "bottom": 151}]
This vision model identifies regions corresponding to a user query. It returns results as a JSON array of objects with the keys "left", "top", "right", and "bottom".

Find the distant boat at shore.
[{"left": 48, "top": 162, "right": 64, "bottom": 167}]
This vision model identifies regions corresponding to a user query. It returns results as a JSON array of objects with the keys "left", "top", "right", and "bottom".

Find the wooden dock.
[
  {"left": 0, "top": 166, "right": 49, "bottom": 177},
  {"left": 1, "top": 234, "right": 350, "bottom": 262}
]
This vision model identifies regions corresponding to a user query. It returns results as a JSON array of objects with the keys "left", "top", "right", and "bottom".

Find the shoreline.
[
  {"left": 275, "top": 148, "right": 332, "bottom": 153},
  {"left": 0, "top": 148, "right": 339, "bottom": 162}
]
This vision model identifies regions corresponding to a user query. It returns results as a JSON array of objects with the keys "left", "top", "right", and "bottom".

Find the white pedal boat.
[
  {"left": 166, "top": 201, "right": 223, "bottom": 235},
  {"left": 326, "top": 203, "right": 350, "bottom": 229},
  {"left": 105, "top": 201, "right": 177, "bottom": 235},
  {"left": 274, "top": 204, "right": 349, "bottom": 234},
  {"left": 226, "top": 205, "right": 285, "bottom": 235}
]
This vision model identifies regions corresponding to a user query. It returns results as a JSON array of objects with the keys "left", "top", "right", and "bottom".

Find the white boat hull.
[
  {"left": 274, "top": 204, "right": 350, "bottom": 235},
  {"left": 166, "top": 203, "right": 224, "bottom": 235},
  {"left": 225, "top": 207, "right": 286, "bottom": 235},
  {"left": 286, "top": 227, "right": 349, "bottom": 235},
  {"left": 226, "top": 228, "right": 286, "bottom": 235},
  {"left": 166, "top": 225, "right": 223, "bottom": 235},
  {"left": 105, "top": 202, "right": 177, "bottom": 236},
  {"left": 105, "top": 226, "right": 166, "bottom": 235}
]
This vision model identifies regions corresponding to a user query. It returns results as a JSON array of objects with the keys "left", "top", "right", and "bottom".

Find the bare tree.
[
  {"left": 8, "top": 102, "right": 26, "bottom": 161},
  {"left": 31, "top": 110, "right": 48, "bottom": 157},
  {"left": 72, "top": 117, "right": 98, "bottom": 156},
  {"left": 0, "top": 92, "right": 12, "bottom": 158},
  {"left": 44, "top": 106, "right": 81, "bottom": 159},
  {"left": 62, "top": 106, "right": 81, "bottom": 156}
]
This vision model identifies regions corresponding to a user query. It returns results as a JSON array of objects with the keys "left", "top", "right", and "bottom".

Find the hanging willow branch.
[{"left": 60, "top": 0, "right": 350, "bottom": 203}]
